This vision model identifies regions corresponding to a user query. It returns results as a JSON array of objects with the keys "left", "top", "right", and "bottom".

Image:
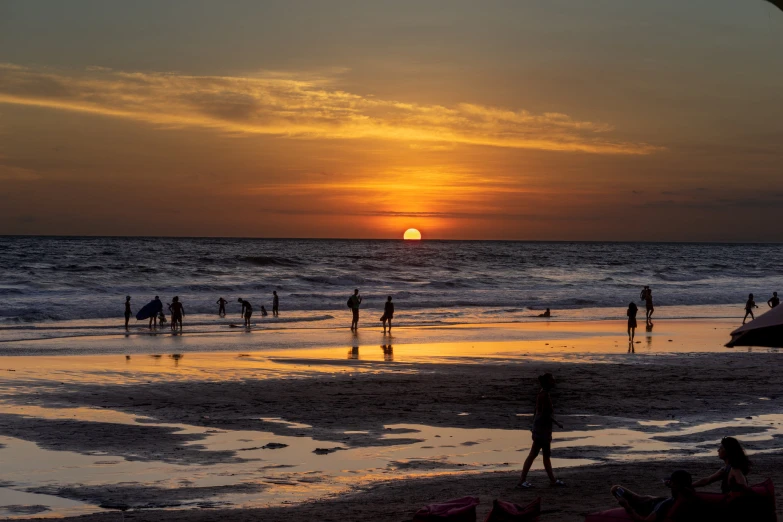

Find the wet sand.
[{"left": 0, "top": 320, "right": 781, "bottom": 520}]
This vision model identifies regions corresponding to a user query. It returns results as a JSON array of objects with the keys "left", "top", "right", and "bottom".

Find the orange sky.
[{"left": 1, "top": 1, "right": 782, "bottom": 240}]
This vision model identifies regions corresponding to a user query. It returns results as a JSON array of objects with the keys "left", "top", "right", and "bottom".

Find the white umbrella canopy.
[{"left": 727, "top": 305, "right": 783, "bottom": 347}]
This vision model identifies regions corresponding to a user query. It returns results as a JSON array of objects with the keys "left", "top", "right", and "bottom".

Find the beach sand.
[{"left": 0, "top": 319, "right": 781, "bottom": 521}]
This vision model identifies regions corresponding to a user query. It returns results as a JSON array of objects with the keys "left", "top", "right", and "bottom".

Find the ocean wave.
[{"left": 240, "top": 256, "right": 302, "bottom": 267}]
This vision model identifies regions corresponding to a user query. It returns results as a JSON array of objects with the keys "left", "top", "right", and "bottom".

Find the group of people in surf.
[
  {"left": 518, "top": 372, "right": 756, "bottom": 521},
  {"left": 625, "top": 286, "right": 779, "bottom": 343},
  {"left": 124, "top": 295, "right": 184, "bottom": 331}
]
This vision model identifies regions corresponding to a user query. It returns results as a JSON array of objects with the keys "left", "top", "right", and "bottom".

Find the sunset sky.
[{"left": 1, "top": 1, "right": 781, "bottom": 240}]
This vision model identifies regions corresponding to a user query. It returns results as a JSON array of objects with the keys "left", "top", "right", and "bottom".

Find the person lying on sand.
[
  {"left": 611, "top": 470, "right": 696, "bottom": 522},
  {"left": 692, "top": 436, "right": 750, "bottom": 494},
  {"left": 517, "top": 373, "right": 565, "bottom": 489}
]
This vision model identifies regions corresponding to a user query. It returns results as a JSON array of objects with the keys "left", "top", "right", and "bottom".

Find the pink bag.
[{"left": 484, "top": 498, "right": 541, "bottom": 522}]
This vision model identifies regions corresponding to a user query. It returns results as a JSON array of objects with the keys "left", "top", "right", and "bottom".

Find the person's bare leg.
[
  {"left": 519, "top": 443, "right": 541, "bottom": 483},
  {"left": 388, "top": 318, "right": 392, "bottom": 333},
  {"left": 542, "top": 447, "right": 556, "bottom": 483}
]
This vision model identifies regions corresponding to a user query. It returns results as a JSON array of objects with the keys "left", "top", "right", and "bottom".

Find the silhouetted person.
[
  {"left": 149, "top": 296, "right": 163, "bottom": 329},
  {"left": 124, "top": 296, "right": 132, "bottom": 331},
  {"left": 538, "top": 308, "right": 551, "bottom": 318},
  {"left": 611, "top": 470, "right": 696, "bottom": 522},
  {"left": 693, "top": 436, "right": 751, "bottom": 494},
  {"left": 169, "top": 296, "right": 184, "bottom": 330},
  {"left": 261, "top": 305, "right": 268, "bottom": 317},
  {"left": 158, "top": 310, "right": 168, "bottom": 329},
  {"left": 627, "top": 302, "right": 638, "bottom": 343},
  {"left": 382, "top": 296, "right": 394, "bottom": 334},
  {"left": 217, "top": 297, "right": 227, "bottom": 317},
  {"left": 348, "top": 288, "right": 362, "bottom": 331},
  {"left": 518, "top": 373, "right": 565, "bottom": 489},
  {"left": 272, "top": 291, "right": 279, "bottom": 317},
  {"left": 640, "top": 286, "right": 654, "bottom": 325},
  {"left": 767, "top": 291, "right": 779, "bottom": 309},
  {"left": 742, "top": 293, "right": 758, "bottom": 324},
  {"left": 238, "top": 298, "right": 252, "bottom": 327}
]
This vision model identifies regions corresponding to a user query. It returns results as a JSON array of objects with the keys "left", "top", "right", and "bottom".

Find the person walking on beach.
[
  {"left": 348, "top": 288, "right": 362, "bottom": 331},
  {"left": 742, "top": 293, "right": 758, "bottom": 324},
  {"left": 238, "top": 298, "right": 253, "bottom": 327},
  {"left": 381, "top": 296, "right": 394, "bottom": 334},
  {"left": 169, "top": 296, "right": 184, "bottom": 331},
  {"left": 767, "top": 291, "right": 780, "bottom": 309},
  {"left": 124, "top": 296, "right": 132, "bottom": 331},
  {"left": 517, "top": 373, "right": 565, "bottom": 489},
  {"left": 272, "top": 291, "right": 279, "bottom": 317},
  {"left": 216, "top": 297, "right": 228, "bottom": 317},
  {"left": 692, "top": 436, "right": 751, "bottom": 494},
  {"left": 640, "top": 286, "right": 654, "bottom": 325},
  {"left": 627, "top": 302, "right": 639, "bottom": 344}
]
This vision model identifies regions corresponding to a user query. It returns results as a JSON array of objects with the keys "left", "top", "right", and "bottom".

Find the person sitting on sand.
[
  {"left": 238, "top": 298, "right": 253, "bottom": 327},
  {"left": 216, "top": 297, "right": 227, "bottom": 317},
  {"left": 517, "top": 373, "right": 565, "bottom": 489},
  {"left": 538, "top": 308, "right": 551, "bottom": 318},
  {"left": 381, "top": 295, "right": 394, "bottom": 334},
  {"left": 692, "top": 436, "right": 750, "bottom": 494},
  {"left": 272, "top": 291, "right": 279, "bottom": 317},
  {"left": 627, "top": 302, "right": 638, "bottom": 343},
  {"left": 742, "top": 294, "right": 758, "bottom": 324},
  {"left": 124, "top": 296, "right": 132, "bottom": 331},
  {"left": 260, "top": 305, "right": 268, "bottom": 317},
  {"left": 169, "top": 296, "right": 184, "bottom": 330},
  {"left": 767, "top": 291, "right": 779, "bottom": 309},
  {"left": 611, "top": 470, "right": 696, "bottom": 522}
]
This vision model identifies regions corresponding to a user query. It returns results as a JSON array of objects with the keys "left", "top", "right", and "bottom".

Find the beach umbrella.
[{"left": 726, "top": 305, "right": 783, "bottom": 347}]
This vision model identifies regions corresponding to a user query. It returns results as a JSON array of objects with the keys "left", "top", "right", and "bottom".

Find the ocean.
[{"left": 0, "top": 237, "right": 781, "bottom": 340}]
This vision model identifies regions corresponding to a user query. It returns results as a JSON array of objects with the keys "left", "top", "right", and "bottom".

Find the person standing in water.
[
  {"left": 348, "top": 288, "right": 362, "bottom": 331},
  {"left": 238, "top": 298, "right": 253, "bottom": 327},
  {"left": 381, "top": 296, "right": 394, "bottom": 334},
  {"left": 742, "top": 294, "right": 758, "bottom": 324},
  {"left": 767, "top": 291, "right": 780, "bottom": 309},
  {"left": 518, "top": 373, "right": 565, "bottom": 489},
  {"left": 216, "top": 297, "right": 228, "bottom": 317},
  {"left": 272, "top": 291, "right": 279, "bottom": 317},
  {"left": 124, "top": 296, "right": 132, "bottom": 331},
  {"left": 149, "top": 296, "right": 163, "bottom": 329},
  {"left": 169, "top": 296, "right": 184, "bottom": 331},
  {"left": 627, "top": 302, "right": 639, "bottom": 344},
  {"left": 640, "top": 286, "right": 654, "bottom": 325}
]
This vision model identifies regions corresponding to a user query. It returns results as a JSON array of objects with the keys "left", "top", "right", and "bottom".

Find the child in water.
[
  {"left": 261, "top": 306, "right": 269, "bottom": 317},
  {"left": 158, "top": 311, "right": 168, "bottom": 327}
]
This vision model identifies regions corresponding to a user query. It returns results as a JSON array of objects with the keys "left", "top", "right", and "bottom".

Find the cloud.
[{"left": 0, "top": 63, "right": 660, "bottom": 155}]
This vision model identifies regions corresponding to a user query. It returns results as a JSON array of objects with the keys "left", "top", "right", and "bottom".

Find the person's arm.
[{"left": 692, "top": 468, "right": 724, "bottom": 488}]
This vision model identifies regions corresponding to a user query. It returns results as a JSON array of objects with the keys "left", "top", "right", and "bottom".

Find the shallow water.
[{"left": 1, "top": 403, "right": 781, "bottom": 518}]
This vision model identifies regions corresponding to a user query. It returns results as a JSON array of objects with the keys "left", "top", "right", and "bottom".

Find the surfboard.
[{"left": 135, "top": 300, "right": 163, "bottom": 320}]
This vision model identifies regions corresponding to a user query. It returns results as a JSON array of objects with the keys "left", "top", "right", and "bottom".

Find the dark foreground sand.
[{"left": 2, "top": 352, "right": 782, "bottom": 521}]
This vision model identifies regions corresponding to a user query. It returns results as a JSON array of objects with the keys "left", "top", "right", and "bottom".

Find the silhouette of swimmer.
[
  {"left": 640, "top": 286, "right": 654, "bottom": 325},
  {"left": 238, "top": 298, "right": 253, "bottom": 327},
  {"left": 538, "top": 308, "right": 551, "bottom": 318},
  {"left": 627, "top": 302, "right": 638, "bottom": 343},
  {"left": 381, "top": 296, "right": 394, "bottom": 334},
  {"left": 216, "top": 297, "right": 227, "bottom": 317},
  {"left": 272, "top": 291, "right": 279, "bottom": 317},
  {"left": 742, "top": 293, "right": 758, "bottom": 324},
  {"left": 149, "top": 296, "right": 163, "bottom": 329},
  {"left": 518, "top": 373, "right": 565, "bottom": 489},
  {"left": 768, "top": 292, "right": 780, "bottom": 309},
  {"left": 348, "top": 288, "right": 362, "bottom": 331},
  {"left": 169, "top": 296, "right": 184, "bottom": 330},
  {"left": 261, "top": 305, "right": 268, "bottom": 317},
  {"left": 124, "top": 296, "right": 132, "bottom": 331}
]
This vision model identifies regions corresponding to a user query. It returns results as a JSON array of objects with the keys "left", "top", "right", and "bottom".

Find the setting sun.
[{"left": 403, "top": 228, "right": 422, "bottom": 240}]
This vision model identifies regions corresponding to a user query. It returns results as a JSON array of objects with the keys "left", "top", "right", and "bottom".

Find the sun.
[{"left": 403, "top": 228, "right": 422, "bottom": 240}]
